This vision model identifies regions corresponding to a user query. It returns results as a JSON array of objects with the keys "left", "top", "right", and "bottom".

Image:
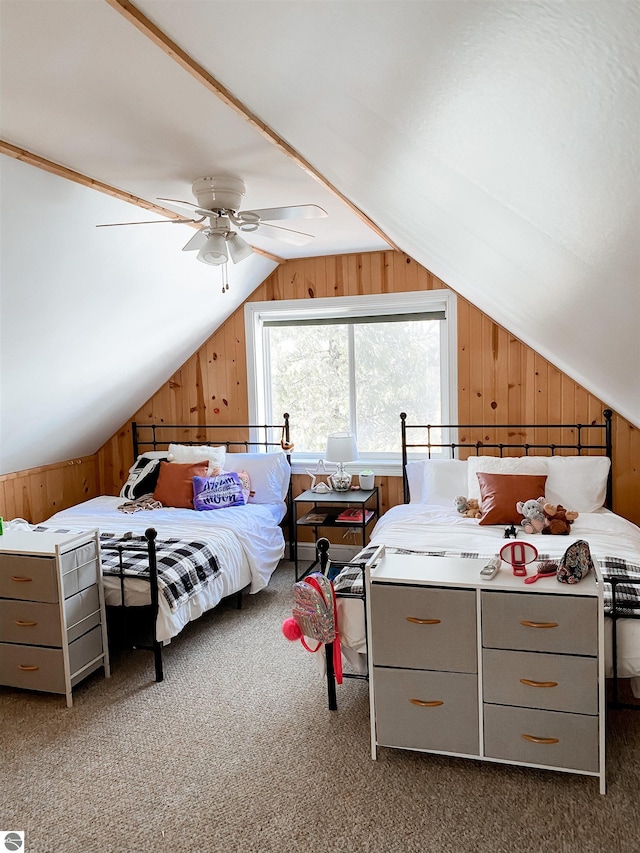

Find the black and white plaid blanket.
[
  {"left": 34, "top": 527, "right": 220, "bottom": 612},
  {"left": 334, "top": 546, "right": 640, "bottom": 617}
]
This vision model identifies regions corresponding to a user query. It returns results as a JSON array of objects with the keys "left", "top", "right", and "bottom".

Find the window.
[{"left": 245, "top": 291, "right": 457, "bottom": 474}]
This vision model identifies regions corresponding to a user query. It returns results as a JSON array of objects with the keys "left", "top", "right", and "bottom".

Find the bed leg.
[
  {"left": 153, "top": 640, "right": 164, "bottom": 682},
  {"left": 235, "top": 589, "right": 242, "bottom": 609},
  {"left": 326, "top": 642, "right": 337, "bottom": 711}
]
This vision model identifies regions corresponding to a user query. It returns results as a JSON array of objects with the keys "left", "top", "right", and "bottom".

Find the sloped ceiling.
[{"left": 0, "top": 0, "right": 638, "bottom": 475}]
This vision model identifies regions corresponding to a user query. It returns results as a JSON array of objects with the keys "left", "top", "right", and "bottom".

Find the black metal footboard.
[
  {"left": 101, "top": 527, "right": 164, "bottom": 682},
  {"left": 605, "top": 574, "right": 640, "bottom": 710}
]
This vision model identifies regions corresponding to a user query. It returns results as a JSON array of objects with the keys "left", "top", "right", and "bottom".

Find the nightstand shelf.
[{"left": 293, "top": 487, "right": 379, "bottom": 580}]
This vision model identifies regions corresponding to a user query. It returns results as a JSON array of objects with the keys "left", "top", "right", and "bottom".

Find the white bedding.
[
  {"left": 40, "top": 495, "right": 286, "bottom": 642},
  {"left": 339, "top": 505, "right": 640, "bottom": 693}
]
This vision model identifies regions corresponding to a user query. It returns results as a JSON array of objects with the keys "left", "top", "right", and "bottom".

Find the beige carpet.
[{"left": 1, "top": 561, "right": 639, "bottom": 853}]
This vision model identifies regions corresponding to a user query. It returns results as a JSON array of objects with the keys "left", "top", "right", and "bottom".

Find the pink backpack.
[{"left": 282, "top": 572, "right": 342, "bottom": 683}]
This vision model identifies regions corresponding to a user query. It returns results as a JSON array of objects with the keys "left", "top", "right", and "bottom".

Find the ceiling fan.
[{"left": 97, "top": 176, "right": 328, "bottom": 269}]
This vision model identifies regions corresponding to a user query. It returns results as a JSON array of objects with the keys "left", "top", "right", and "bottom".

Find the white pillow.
[
  {"left": 167, "top": 443, "right": 226, "bottom": 476},
  {"left": 405, "top": 460, "right": 426, "bottom": 503},
  {"left": 467, "top": 456, "right": 548, "bottom": 503},
  {"left": 405, "top": 459, "right": 468, "bottom": 505},
  {"left": 224, "top": 451, "right": 291, "bottom": 504},
  {"left": 545, "top": 456, "right": 611, "bottom": 513}
]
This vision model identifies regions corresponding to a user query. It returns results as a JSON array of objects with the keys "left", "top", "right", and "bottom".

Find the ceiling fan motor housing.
[{"left": 192, "top": 176, "right": 246, "bottom": 213}]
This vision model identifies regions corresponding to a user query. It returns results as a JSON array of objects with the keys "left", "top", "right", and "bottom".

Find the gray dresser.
[
  {"left": 366, "top": 553, "right": 605, "bottom": 793},
  {"left": 0, "top": 529, "right": 110, "bottom": 707}
]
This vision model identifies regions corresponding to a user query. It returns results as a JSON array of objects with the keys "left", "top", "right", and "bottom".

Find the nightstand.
[{"left": 293, "top": 487, "right": 379, "bottom": 580}]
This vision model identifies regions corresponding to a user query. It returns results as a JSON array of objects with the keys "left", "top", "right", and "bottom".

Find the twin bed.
[
  {"left": 329, "top": 411, "right": 640, "bottom": 707},
  {"left": 36, "top": 419, "right": 293, "bottom": 679}
]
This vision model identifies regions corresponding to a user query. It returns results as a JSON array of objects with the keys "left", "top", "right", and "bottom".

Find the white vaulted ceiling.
[{"left": 0, "top": 0, "right": 638, "bottom": 473}]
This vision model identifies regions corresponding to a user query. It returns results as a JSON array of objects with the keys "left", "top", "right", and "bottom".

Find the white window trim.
[{"left": 245, "top": 290, "right": 458, "bottom": 477}]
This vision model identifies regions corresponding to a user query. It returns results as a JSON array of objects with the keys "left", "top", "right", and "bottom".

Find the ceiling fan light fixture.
[
  {"left": 196, "top": 231, "right": 228, "bottom": 265},
  {"left": 226, "top": 232, "right": 254, "bottom": 264}
]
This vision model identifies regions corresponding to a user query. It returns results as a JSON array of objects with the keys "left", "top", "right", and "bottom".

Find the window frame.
[{"left": 245, "top": 290, "right": 458, "bottom": 476}]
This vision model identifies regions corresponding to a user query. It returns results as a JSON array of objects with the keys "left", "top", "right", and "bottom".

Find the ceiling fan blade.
[
  {"left": 239, "top": 204, "right": 328, "bottom": 222},
  {"left": 158, "top": 197, "right": 224, "bottom": 219},
  {"left": 181, "top": 229, "right": 208, "bottom": 252},
  {"left": 157, "top": 197, "right": 200, "bottom": 209},
  {"left": 96, "top": 219, "right": 198, "bottom": 228},
  {"left": 96, "top": 216, "right": 204, "bottom": 228},
  {"left": 254, "top": 221, "right": 315, "bottom": 246}
]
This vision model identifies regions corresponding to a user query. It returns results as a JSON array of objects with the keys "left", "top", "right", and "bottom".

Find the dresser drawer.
[
  {"left": 371, "top": 584, "right": 477, "bottom": 672},
  {"left": 374, "top": 666, "right": 479, "bottom": 755},
  {"left": 0, "top": 599, "right": 63, "bottom": 646},
  {"left": 0, "top": 642, "right": 66, "bottom": 693},
  {"left": 60, "top": 541, "right": 100, "bottom": 598},
  {"left": 482, "top": 591, "right": 597, "bottom": 656},
  {"left": 0, "top": 554, "right": 58, "bottom": 602},
  {"left": 483, "top": 648, "right": 598, "bottom": 714},
  {"left": 484, "top": 703, "right": 599, "bottom": 772},
  {"left": 0, "top": 622, "right": 104, "bottom": 694},
  {"left": 68, "top": 624, "right": 104, "bottom": 679},
  {"left": 65, "top": 586, "right": 101, "bottom": 643},
  {"left": 0, "top": 585, "right": 101, "bottom": 648}
]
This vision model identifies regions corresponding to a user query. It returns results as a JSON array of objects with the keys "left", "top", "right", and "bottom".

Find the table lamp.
[{"left": 325, "top": 432, "right": 358, "bottom": 491}]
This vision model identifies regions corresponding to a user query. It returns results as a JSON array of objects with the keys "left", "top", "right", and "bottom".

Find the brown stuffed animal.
[
  {"left": 453, "top": 496, "right": 482, "bottom": 518},
  {"left": 542, "top": 503, "right": 579, "bottom": 535}
]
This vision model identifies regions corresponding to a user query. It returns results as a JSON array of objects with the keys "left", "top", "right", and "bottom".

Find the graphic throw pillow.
[
  {"left": 120, "top": 454, "right": 168, "bottom": 500},
  {"left": 193, "top": 471, "right": 251, "bottom": 511}
]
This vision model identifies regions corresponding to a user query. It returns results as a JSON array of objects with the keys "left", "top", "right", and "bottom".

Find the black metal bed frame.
[
  {"left": 399, "top": 407, "right": 639, "bottom": 710},
  {"left": 319, "top": 409, "right": 640, "bottom": 710},
  {"left": 400, "top": 409, "right": 614, "bottom": 508},
  {"left": 102, "top": 415, "right": 293, "bottom": 682}
]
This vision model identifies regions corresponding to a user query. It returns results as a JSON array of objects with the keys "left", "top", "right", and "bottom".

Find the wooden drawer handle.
[
  {"left": 11, "top": 576, "right": 33, "bottom": 583},
  {"left": 15, "top": 620, "right": 38, "bottom": 627},
  {"left": 520, "top": 620, "right": 559, "bottom": 629},
  {"left": 406, "top": 617, "right": 441, "bottom": 625},
  {"left": 18, "top": 664, "right": 40, "bottom": 672},
  {"left": 520, "top": 679, "right": 558, "bottom": 689},
  {"left": 409, "top": 699, "right": 444, "bottom": 707},
  {"left": 522, "top": 734, "right": 559, "bottom": 745}
]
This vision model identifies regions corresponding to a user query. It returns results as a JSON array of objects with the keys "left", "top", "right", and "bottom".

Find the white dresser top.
[
  {"left": 370, "top": 552, "right": 601, "bottom": 597},
  {"left": 0, "top": 529, "right": 95, "bottom": 556}
]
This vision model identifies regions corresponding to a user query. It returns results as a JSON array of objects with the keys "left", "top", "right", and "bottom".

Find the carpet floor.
[{"left": 1, "top": 561, "right": 639, "bottom": 853}]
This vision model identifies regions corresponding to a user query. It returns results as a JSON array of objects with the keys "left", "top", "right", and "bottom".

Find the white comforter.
[
  {"left": 340, "top": 505, "right": 640, "bottom": 691},
  {"left": 39, "top": 496, "right": 286, "bottom": 642},
  {"left": 42, "top": 495, "right": 286, "bottom": 593},
  {"left": 371, "top": 505, "right": 640, "bottom": 565}
]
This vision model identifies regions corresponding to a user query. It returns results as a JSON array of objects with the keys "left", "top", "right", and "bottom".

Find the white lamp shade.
[
  {"left": 226, "top": 232, "right": 254, "bottom": 264},
  {"left": 196, "top": 232, "right": 228, "bottom": 265},
  {"left": 325, "top": 432, "right": 358, "bottom": 464}
]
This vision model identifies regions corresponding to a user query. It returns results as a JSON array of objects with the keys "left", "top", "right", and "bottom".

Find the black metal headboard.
[
  {"left": 131, "top": 414, "right": 294, "bottom": 552},
  {"left": 400, "top": 409, "right": 614, "bottom": 509},
  {"left": 132, "top": 413, "right": 292, "bottom": 458}
]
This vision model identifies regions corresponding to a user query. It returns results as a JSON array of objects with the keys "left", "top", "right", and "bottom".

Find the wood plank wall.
[
  {"left": 3, "top": 251, "right": 638, "bottom": 528},
  {"left": 97, "top": 251, "right": 639, "bottom": 531},
  {"left": 0, "top": 456, "right": 99, "bottom": 525}
]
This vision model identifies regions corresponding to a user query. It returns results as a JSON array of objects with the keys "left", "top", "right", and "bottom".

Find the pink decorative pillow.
[
  {"left": 477, "top": 472, "right": 548, "bottom": 526},
  {"left": 153, "top": 461, "right": 208, "bottom": 509}
]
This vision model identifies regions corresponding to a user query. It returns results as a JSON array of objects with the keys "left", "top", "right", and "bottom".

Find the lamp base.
[{"left": 330, "top": 465, "right": 352, "bottom": 491}]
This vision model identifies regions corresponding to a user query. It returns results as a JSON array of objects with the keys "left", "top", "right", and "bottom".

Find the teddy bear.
[
  {"left": 516, "top": 496, "right": 547, "bottom": 534},
  {"left": 454, "top": 495, "right": 482, "bottom": 519},
  {"left": 542, "top": 503, "right": 579, "bottom": 535}
]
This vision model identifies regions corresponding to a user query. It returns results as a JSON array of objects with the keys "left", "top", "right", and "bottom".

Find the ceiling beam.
[
  {"left": 103, "top": 0, "right": 399, "bottom": 252},
  {"left": 0, "top": 139, "right": 285, "bottom": 264}
]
